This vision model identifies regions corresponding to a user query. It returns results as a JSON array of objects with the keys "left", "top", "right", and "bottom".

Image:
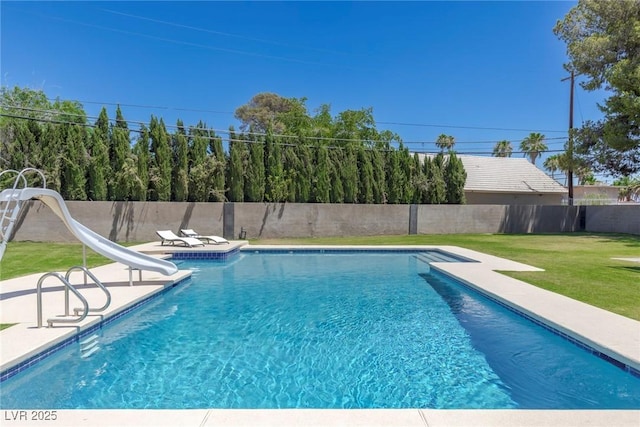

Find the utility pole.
[{"left": 562, "top": 70, "right": 575, "bottom": 206}]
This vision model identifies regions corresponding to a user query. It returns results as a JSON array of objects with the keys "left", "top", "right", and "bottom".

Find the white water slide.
[{"left": 0, "top": 186, "right": 178, "bottom": 275}]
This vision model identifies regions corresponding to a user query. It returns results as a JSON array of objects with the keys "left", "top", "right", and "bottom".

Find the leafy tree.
[
  {"left": 520, "top": 132, "right": 547, "bottom": 165},
  {"left": 235, "top": 92, "right": 300, "bottom": 133},
  {"left": 171, "top": 120, "right": 189, "bottom": 202},
  {"left": 333, "top": 108, "right": 378, "bottom": 147},
  {"left": 492, "top": 140, "right": 513, "bottom": 157},
  {"left": 554, "top": 0, "right": 640, "bottom": 175},
  {"left": 445, "top": 152, "right": 466, "bottom": 204},
  {"left": 311, "top": 104, "right": 334, "bottom": 139},
  {"left": 435, "top": 134, "right": 455, "bottom": 152}
]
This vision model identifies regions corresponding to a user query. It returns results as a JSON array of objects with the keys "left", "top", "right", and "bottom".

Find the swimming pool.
[{"left": 1, "top": 251, "right": 639, "bottom": 409}]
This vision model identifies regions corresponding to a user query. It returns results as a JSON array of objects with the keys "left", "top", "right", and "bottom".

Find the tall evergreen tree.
[
  {"left": 427, "top": 153, "right": 447, "bottom": 204},
  {"left": 294, "top": 143, "right": 313, "bottom": 202},
  {"left": 398, "top": 144, "right": 414, "bottom": 203},
  {"left": 413, "top": 153, "right": 427, "bottom": 204},
  {"left": 60, "top": 123, "right": 87, "bottom": 200},
  {"left": 245, "top": 133, "right": 265, "bottom": 202},
  {"left": 329, "top": 148, "right": 344, "bottom": 203},
  {"left": 313, "top": 144, "right": 331, "bottom": 203},
  {"left": 420, "top": 155, "right": 432, "bottom": 204},
  {"left": 386, "top": 149, "right": 403, "bottom": 204},
  {"left": 445, "top": 152, "right": 467, "bottom": 204},
  {"left": 264, "top": 131, "right": 288, "bottom": 202},
  {"left": 227, "top": 127, "right": 246, "bottom": 202},
  {"left": 41, "top": 122, "right": 62, "bottom": 192},
  {"left": 208, "top": 128, "right": 226, "bottom": 201},
  {"left": 109, "top": 106, "right": 133, "bottom": 200},
  {"left": 282, "top": 144, "right": 298, "bottom": 202},
  {"left": 188, "top": 122, "right": 210, "bottom": 202},
  {"left": 149, "top": 116, "right": 172, "bottom": 201},
  {"left": 370, "top": 149, "right": 387, "bottom": 204},
  {"left": 172, "top": 119, "right": 189, "bottom": 202},
  {"left": 357, "top": 145, "right": 374, "bottom": 203},
  {"left": 86, "top": 108, "right": 109, "bottom": 200},
  {"left": 132, "top": 124, "right": 150, "bottom": 201},
  {"left": 342, "top": 144, "right": 359, "bottom": 203}
]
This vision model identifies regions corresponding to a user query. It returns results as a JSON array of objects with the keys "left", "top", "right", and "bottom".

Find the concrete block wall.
[
  {"left": 6, "top": 201, "right": 638, "bottom": 243},
  {"left": 231, "top": 203, "right": 410, "bottom": 240},
  {"left": 12, "top": 200, "right": 224, "bottom": 242},
  {"left": 585, "top": 205, "right": 640, "bottom": 235}
]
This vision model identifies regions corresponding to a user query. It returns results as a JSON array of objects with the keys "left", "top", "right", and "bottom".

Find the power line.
[
  {"left": 0, "top": 111, "right": 572, "bottom": 158},
  {"left": 44, "top": 98, "right": 568, "bottom": 136},
  {"left": 376, "top": 120, "right": 567, "bottom": 133},
  {"left": 5, "top": 105, "right": 570, "bottom": 148}
]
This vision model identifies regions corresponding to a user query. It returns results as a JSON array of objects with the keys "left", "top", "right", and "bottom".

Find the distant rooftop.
[
  {"left": 459, "top": 155, "right": 566, "bottom": 194},
  {"left": 417, "top": 154, "right": 567, "bottom": 194}
]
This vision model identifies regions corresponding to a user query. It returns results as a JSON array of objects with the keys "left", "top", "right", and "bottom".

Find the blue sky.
[{"left": 1, "top": 1, "right": 609, "bottom": 180}]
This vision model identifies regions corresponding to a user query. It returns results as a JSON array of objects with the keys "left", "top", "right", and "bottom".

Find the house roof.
[{"left": 417, "top": 154, "right": 567, "bottom": 194}]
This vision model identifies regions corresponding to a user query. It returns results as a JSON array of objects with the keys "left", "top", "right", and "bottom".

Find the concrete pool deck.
[{"left": 1, "top": 242, "right": 639, "bottom": 426}]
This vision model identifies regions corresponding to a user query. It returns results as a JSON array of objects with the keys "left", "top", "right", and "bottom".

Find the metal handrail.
[
  {"left": 65, "top": 266, "right": 111, "bottom": 315},
  {"left": 36, "top": 272, "right": 89, "bottom": 328}
]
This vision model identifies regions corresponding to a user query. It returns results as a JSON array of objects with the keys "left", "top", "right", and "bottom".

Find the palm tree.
[
  {"left": 543, "top": 154, "right": 561, "bottom": 180},
  {"left": 435, "top": 134, "right": 455, "bottom": 152},
  {"left": 519, "top": 132, "right": 547, "bottom": 165},
  {"left": 492, "top": 140, "right": 513, "bottom": 157}
]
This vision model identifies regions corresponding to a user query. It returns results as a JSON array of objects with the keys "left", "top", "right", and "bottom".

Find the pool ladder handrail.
[
  {"left": 66, "top": 266, "right": 112, "bottom": 316},
  {"left": 36, "top": 266, "right": 112, "bottom": 328},
  {"left": 0, "top": 168, "right": 47, "bottom": 261}
]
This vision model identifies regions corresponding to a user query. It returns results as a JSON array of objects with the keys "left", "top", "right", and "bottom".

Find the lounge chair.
[
  {"left": 156, "top": 230, "right": 205, "bottom": 247},
  {"left": 180, "top": 229, "right": 229, "bottom": 245}
]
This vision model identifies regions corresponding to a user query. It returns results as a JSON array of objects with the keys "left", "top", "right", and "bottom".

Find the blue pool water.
[{"left": 1, "top": 252, "right": 639, "bottom": 409}]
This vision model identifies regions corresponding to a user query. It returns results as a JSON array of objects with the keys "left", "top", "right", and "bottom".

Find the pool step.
[{"left": 79, "top": 334, "right": 100, "bottom": 358}]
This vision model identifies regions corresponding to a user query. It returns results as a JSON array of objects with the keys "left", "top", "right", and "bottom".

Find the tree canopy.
[
  {"left": 554, "top": 0, "right": 640, "bottom": 176},
  {"left": 0, "top": 86, "right": 468, "bottom": 205}
]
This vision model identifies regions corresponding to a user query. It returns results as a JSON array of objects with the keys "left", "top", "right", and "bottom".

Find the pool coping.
[{"left": 1, "top": 242, "right": 639, "bottom": 426}]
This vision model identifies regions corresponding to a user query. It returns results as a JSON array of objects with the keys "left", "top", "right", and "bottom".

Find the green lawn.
[{"left": 1, "top": 233, "right": 638, "bottom": 321}]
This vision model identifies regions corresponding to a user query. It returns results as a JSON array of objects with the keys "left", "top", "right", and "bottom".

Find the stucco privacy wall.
[
  {"left": 585, "top": 206, "right": 640, "bottom": 235},
  {"left": 11, "top": 200, "right": 224, "bottom": 242},
  {"left": 231, "top": 203, "right": 410, "bottom": 239},
  {"left": 416, "top": 205, "right": 581, "bottom": 234},
  {"left": 6, "top": 201, "right": 637, "bottom": 242}
]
